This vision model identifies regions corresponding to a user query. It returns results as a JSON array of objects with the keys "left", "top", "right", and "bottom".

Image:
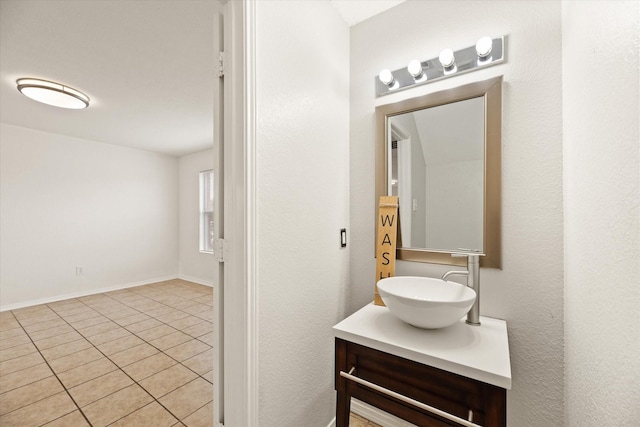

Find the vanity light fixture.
[
  {"left": 475, "top": 36, "right": 493, "bottom": 59},
  {"left": 407, "top": 59, "right": 425, "bottom": 80},
  {"left": 375, "top": 36, "right": 505, "bottom": 97},
  {"left": 378, "top": 69, "right": 397, "bottom": 89},
  {"left": 16, "top": 78, "right": 89, "bottom": 109},
  {"left": 438, "top": 49, "right": 456, "bottom": 69}
]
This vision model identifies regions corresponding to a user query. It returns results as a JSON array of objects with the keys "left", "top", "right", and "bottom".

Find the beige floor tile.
[
  {"left": 58, "top": 309, "right": 99, "bottom": 323},
  {"left": 68, "top": 369, "right": 133, "bottom": 407},
  {"left": 126, "top": 318, "right": 163, "bottom": 333},
  {"left": 123, "top": 352, "right": 176, "bottom": 381},
  {"left": 109, "top": 343, "right": 159, "bottom": 367},
  {"left": 182, "top": 348, "right": 213, "bottom": 375},
  {"left": 57, "top": 357, "right": 118, "bottom": 388},
  {"left": 139, "top": 363, "right": 198, "bottom": 399},
  {"left": 42, "top": 410, "right": 90, "bottom": 426},
  {"left": 168, "top": 315, "right": 206, "bottom": 331},
  {"left": 0, "top": 327, "right": 26, "bottom": 340},
  {"left": 77, "top": 320, "right": 120, "bottom": 337},
  {"left": 135, "top": 324, "right": 177, "bottom": 341},
  {"left": 197, "top": 332, "right": 214, "bottom": 346},
  {"left": 67, "top": 315, "right": 110, "bottom": 330},
  {"left": 201, "top": 369, "right": 213, "bottom": 384},
  {"left": 0, "top": 351, "right": 44, "bottom": 375},
  {"left": 22, "top": 318, "right": 67, "bottom": 334},
  {"left": 182, "top": 400, "right": 213, "bottom": 427},
  {"left": 349, "top": 413, "right": 369, "bottom": 427},
  {"left": 149, "top": 331, "right": 193, "bottom": 351},
  {"left": 41, "top": 338, "right": 92, "bottom": 361},
  {"left": 164, "top": 339, "right": 211, "bottom": 362},
  {"left": 142, "top": 306, "right": 175, "bottom": 318},
  {"left": 0, "top": 375, "right": 63, "bottom": 415},
  {"left": 34, "top": 331, "right": 84, "bottom": 351},
  {"left": 0, "top": 362, "right": 53, "bottom": 392},
  {"left": 113, "top": 313, "right": 151, "bottom": 326},
  {"left": 110, "top": 401, "right": 178, "bottom": 427},
  {"left": 181, "top": 321, "right": 213, "bottom": 338},
  {"left": 86, "top": 327, "right": 131, "bottom": 346},
  {"left": 194, "top": 310, "right": 214, "bottom": 321},
  {"left": 154, "top": 310, "right": 190, "bottom": 324},
  {"left": 0, "top": 334, "right": 31, "bottom": 350},
  {"left": 0, "top": 342, "right": 37, "bottom": 362},
  {"left": 0, "top": 391, "right": 77, "bottom": 427},
  {"left": 97, "top": 334, "right": 144, "bottom": 355},
  {"left": 107, "top": 308, "right": 142, "bottom": 320},
  {"left": 192, "top": 295, "right": 213, "bottom": 306},
  {"left": 82, "top": 383, "right": 153, "bottom": 427},
  {"left": 28, "top": 324, "right": 76, "bottom": 342},
  {"left": 159, "top": 377, "right": 212, "bottom": 420},
  {"left": 15, "top": 313, "right": 60, "bottom": 326},
  {"left": 48, "top": 347, "right": 103, "bottom": 374},
  {"left": 0, "top": 320, "right": 20, "bottom": 332}
]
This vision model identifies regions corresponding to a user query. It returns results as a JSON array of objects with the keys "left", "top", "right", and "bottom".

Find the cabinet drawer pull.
[{"left": 340, "top": 368, "right": 482, "bottom": 427}]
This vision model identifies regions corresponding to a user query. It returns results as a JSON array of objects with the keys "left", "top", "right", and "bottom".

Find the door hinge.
[
  {"left": 218, "top": 51, "right": 225, "bottom": 78},
  {"left": 214, "top": 238, "right": 227, "bottom": 263}
]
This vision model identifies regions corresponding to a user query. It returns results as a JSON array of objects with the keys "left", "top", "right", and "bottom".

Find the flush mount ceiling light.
[
  {"left": 16, "top": 78, "right": 89, "bottom": 109},
  {"left": 375, "top": 36, "right": 505, "bottom": 97}
]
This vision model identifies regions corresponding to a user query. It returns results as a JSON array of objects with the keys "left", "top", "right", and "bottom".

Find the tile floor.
[
  {"left": 0, "top": 279, "right": 213, "bottom": 427},
  {"left": 349, "top": 413, "right": 383, "bottom": 427}
]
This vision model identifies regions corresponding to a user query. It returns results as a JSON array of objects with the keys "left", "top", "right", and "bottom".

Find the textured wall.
[
  {"left": 349, "top": 2, "right": 564, "bottom": 425},
  {"left": 254, "top": 1, "right": 350, "bottom": 426},
  {"left": 563, "top": 1, "right": 640, "bottom": 425},
  {"left": 178, "top": 148, "right": 214, "bottom": 285},
  {"left": 0, "top": 124, "right": 179, "bottom": 308}
]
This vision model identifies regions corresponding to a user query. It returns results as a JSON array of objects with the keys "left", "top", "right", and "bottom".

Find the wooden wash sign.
[{"left": 375, "top": 196, "right": 399, "bottom": 306}]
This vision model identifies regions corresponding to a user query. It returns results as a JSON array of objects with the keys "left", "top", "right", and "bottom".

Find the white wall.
[
  {"left": 0, "top": 123, "right": 179, "bottom": 309},
  {"left": 350, "top": 2, "right": 564, "bottom": 425},
  {"left": 254, "top": 1, "right": 350, "bottom": 425},
  {"left": 563, "top": 1, "right": 640, "bottom": 426},
  {"left": 178, "top": 148, "right": 214, "bottom": 285}
]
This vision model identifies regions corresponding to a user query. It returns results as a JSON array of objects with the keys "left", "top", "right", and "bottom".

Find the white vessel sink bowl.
[{"left": 377, "top": 276, "right": 476, "bottom": 329}]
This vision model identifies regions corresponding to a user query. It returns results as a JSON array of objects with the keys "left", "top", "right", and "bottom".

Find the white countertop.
[{"left": 333, "top": 303, "right": 512, "bottom": 389}]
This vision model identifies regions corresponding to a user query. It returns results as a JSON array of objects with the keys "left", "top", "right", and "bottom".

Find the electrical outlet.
[{"left": 76, "top": 267, "right": 84, "bottom": 276}]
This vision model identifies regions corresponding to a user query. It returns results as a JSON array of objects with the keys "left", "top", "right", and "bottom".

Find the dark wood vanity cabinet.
[{"left": 335, "top": 338, "right": 506, "bottom": 427}]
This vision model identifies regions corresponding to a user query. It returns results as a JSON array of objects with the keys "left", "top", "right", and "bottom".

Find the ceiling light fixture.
[{"left": 17, "top": 78, "right": 89, "bottom": 109}]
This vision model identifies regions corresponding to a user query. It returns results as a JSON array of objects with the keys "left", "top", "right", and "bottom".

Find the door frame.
[{"left": 220, "top": 0, "right": 258, "bottom": 426}]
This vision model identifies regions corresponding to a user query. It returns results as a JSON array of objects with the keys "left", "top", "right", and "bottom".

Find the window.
[{"left": 199, "top": 170, "right": 214, "bottom": 253}]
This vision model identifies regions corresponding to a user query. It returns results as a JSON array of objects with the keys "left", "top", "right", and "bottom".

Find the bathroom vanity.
[{"left": 334, "top": 304, "right": 511, "bottom": 427}]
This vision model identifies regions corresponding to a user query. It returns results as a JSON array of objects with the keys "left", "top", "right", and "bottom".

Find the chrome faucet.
[{"left": 442, "top": 252, "right": 482, "bottom": 326}]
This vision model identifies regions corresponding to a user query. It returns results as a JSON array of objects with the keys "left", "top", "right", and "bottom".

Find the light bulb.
[
  {"left": 476, "top": 36, "right": 493, "bottom": 58},
  {"left": 407, "top": 60, "right": 423, "bottom": 79},
  {"left": 438, "top": 49, "right": 455, "bottom": 68},
  {"left": 378, "top": 69, "right": 395, "bottom": 86}
]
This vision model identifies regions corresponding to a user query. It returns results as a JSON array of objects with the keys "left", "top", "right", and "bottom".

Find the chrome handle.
[{"left": 340, "top": 368, "right": 482, "bottom": 427}]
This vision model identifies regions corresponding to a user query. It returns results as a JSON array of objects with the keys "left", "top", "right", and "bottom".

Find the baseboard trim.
[
  {"left": 326, "top": 418, "right": 336, "bottom": 427},
  {"left": 0, "top": 275, "right": 178, "bottom": 312},
  {"left": 351, "top": 398, "right": 417, "bottom": 427},
  {"left": 177, "top": 274, "right": 214, "bottom": 287}
]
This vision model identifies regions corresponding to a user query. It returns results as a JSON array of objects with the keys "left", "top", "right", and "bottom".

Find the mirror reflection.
[
  {"left": 389, "top": 97, "right": 484, "bottom": 252},
  {"left": 375, "top": 76, "right": 502, "bottom": 268}
]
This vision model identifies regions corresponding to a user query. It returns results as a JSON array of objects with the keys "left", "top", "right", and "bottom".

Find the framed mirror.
[{"left": 375, "top": 76, "right": 502, "bottom": 268}]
